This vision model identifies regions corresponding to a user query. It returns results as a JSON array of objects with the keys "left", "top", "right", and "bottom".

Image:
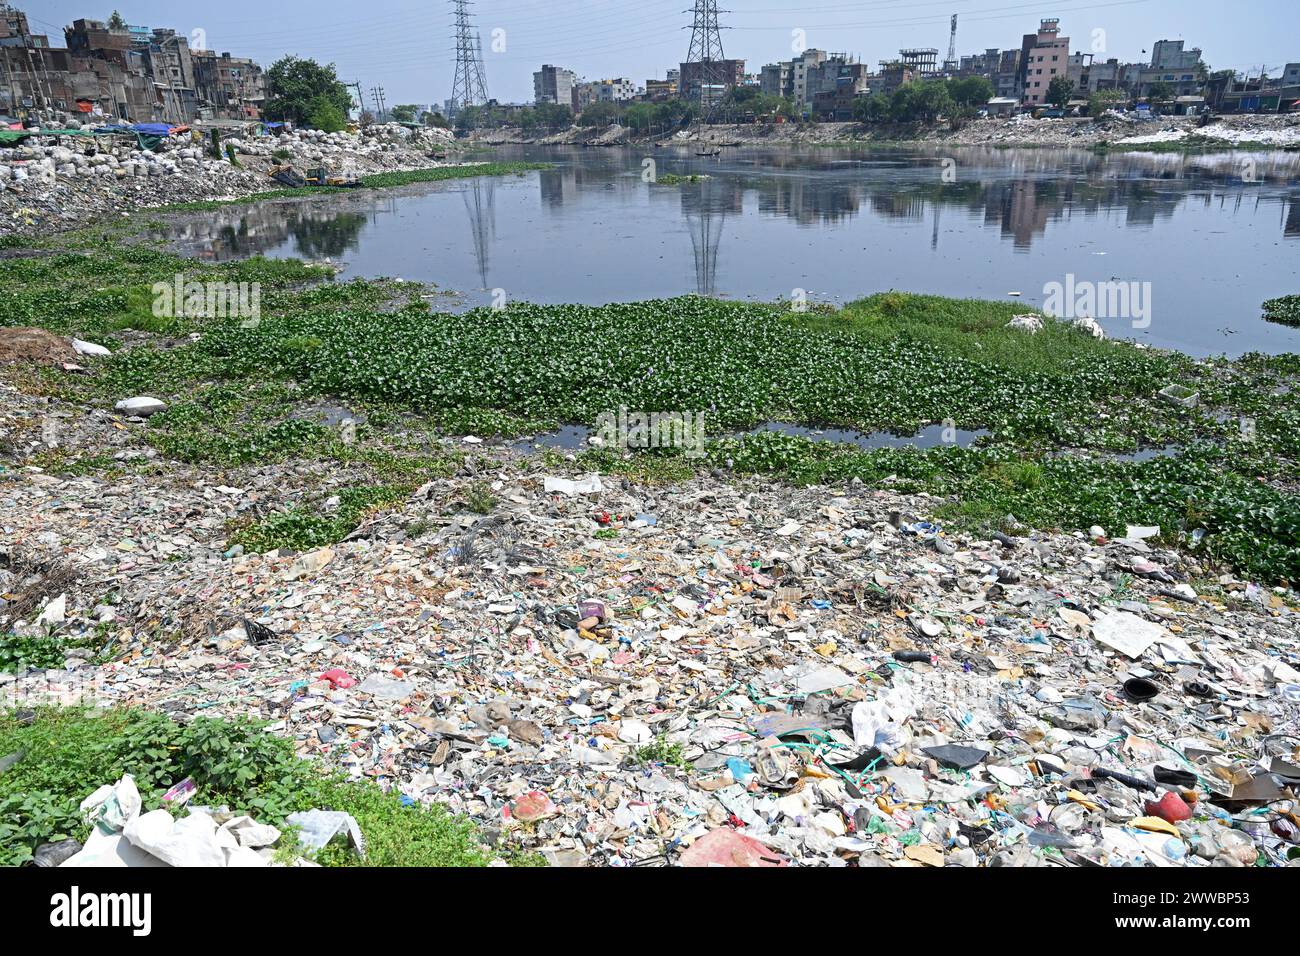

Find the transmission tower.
[
  {"left": 451, "top": 0, "right": 489, "bottom": 110},
  {"left": 945, "top": 14, "right": 958, "bottom": 71},
  {"left": 685, "top": 1, "right": 729, "bottom": 111}
]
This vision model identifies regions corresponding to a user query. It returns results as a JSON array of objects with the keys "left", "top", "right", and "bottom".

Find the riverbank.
[
  {"left": 2, "top": 229, "right": 1297, "bottom": 868},
  {"left": 0, "top": 122, "right": 489, "bottom": 239},
  {"left": 468, "top": 112, "right": 1300, "bottom": 151}
]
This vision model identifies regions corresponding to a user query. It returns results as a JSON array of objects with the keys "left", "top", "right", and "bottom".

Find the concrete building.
[
  {"left": 679, "top": 58, "right": 745, "bottom": 104},
  {"left": 899, "top": 48, "right": 939, "bottom": 76},
  {"left": 594, "top": 77, "right": 637, "bottom": 102},
  {"left": 1127, "top": 39, "right": 1205, "bottom": 99},
  {"left": 759, "top": 61, "right": 790, "bottom": 98},
  {"left": 1285, "top": 63, "right": 1300, "bottom": 87},
  {"left": 192, "top": 50, "right": 265, "bottom": 120},
  {"left": 1151, "top": 39, "right": 1203, "bottom": 70},
  {"left": 572, "top": 80, "right": 598, "bottom": 112},
  {"left": 533, "top": 64, "right": 576, "bottom": 106},
  {"left": 807, "top": 56, "right": 869, "bottom": 118},
  {"left": 0, "top": 8, "right": 158, "bottom": 119},
  {"left": 645, "top": 78, "right": 677, "bottom": 101},
  {"left": 956, "top": 47, "right": 1022, "bottom": 99},
  {"left": 1020, "top": 18, "right": 1070, "bottom": 106},
  {"left": 790, "top": 49, "right": 827, "bottom": 106},
  {"left": 872, "top": 61, "right": 916, "bottom": 96}
]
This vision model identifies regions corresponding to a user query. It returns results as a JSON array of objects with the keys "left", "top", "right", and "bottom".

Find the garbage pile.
[
  {"left": 0, "top": 120, "right": 459, "bottom": 238},
  {"left": 3, "top": 431, "right": 1297, "bottom": 867}
]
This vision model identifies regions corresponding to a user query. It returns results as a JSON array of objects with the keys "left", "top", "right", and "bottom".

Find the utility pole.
[
  {"left": 347, "top": 80, "right": 365, "bottom": 117},
  {"left": 370, "top": 85, "right": 386, "bottom": 120},
  {"left": 684, "top": 1, "right": 729, "bottom": 118},
  {"left": 450, "top": 0, "right": 489, "bottom": 112}
]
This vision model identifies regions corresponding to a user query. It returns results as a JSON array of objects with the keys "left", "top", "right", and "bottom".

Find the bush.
[{"left": 0, "top": 707, "right": 494, "bottom": 867}]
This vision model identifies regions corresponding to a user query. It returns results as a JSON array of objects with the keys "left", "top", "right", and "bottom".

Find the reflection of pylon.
[
  {"left": 685, "top": 0, "right": 729, "bottom": 112},
  {"left": 451, "top": 0, "right": 489, "bottom": 110},
  {"left": 685, "top": 184, "right": 725, "bottom": 297},
  {"left": 463, "top": 178, "right": 496, "bottom": 290}
]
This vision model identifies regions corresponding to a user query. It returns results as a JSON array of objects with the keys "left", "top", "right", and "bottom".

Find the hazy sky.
[{"left": 27, "top": 0, "right": 1298, "bottom": 106}]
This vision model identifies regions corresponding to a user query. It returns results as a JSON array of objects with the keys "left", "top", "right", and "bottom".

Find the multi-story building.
[
  {"left": 1132, "top": 46, "right": 1206, "bottom": 99},
  {"left": 572, "top": 81, "right": 598, "bottom": 112},
  {"left": 678, "top": 58, "right": 745, "bottom": 104},
  {"left": 1151, "top": 39, "right": 1203, "bottom": 71},
  {"left": 810, "top": 60, "right": 872, "bottom": 120},
  {"left": 139, "top": 28, "right": 197, "bottom": 121},
  {"left": 594, "top": 77, "right": 637, "bottom": 102},
  {"left": 192, "top": 50, "right": 265, "bottom": 120},
  {"left": 899, "top": 48, "right": 939, "bottom": 76},
  {"left": 1284, "top": 63, "right": 1300, "bottom": 87},
  {"left": 759, "top": 61, "right": 790, "bottom": 99},
  {"left": 790, "top": 49, "right": 827, "bottom": 106},
  {"left": 0, "top": 7, "right": 161, "bottom": 119},
  {"left": 645, "top": 78, "right": 677, "bottom": 101},
  {"left": 955, "top": 47, "right": 1022, "bottom": 99},
  {"left": 872, "top": 61, "right": 915, "bottom": 96},
  {"left": 1020, "top": 18, "right": 1070, "bottom": 106},
  {"left": 533, "top": 64, "right": 576, "bottom": 106}
]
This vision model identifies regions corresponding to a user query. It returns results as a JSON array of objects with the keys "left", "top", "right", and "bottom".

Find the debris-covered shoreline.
[
  {"left": 467, "top": 112, "right": 1300, "bottom": 151},
  {"left": 3, "top": 434, "right": 1298, "bottom": 866},
  {"left": 1, "top": 211, "right": 1297, "bottom": 867},
  {"left": 0, "top": 120, "right": 461, "bottom": 239}
]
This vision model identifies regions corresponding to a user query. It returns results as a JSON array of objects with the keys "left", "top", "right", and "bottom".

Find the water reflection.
[
  {"left": 161, "top": 202, "right": 368, "bottom": 261},
  {"left": 153, "top": 144, "right": 1300, "bottom": 356},
  {"left": 463, "top": 177, "right": 496, "bottom": 290}
]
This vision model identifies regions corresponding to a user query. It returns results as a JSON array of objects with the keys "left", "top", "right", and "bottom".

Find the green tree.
[
  {"left": 421, "top": 111, "right": 450, "bottom": 128},
  {"left": 577, "top": 101, "right": 624, "bottom": 127},
  {"left": 853, "top": 93, "right": 890, "bottom": 123},
  {"left": 108, "top": 10, "right": 127, "bottom": 29},
  {"left": 1088, "top": 88, "right": 1128, "bottom": 117},
  {"left": 1147, "top": 80, "right": 1173, "bottom": 102},
  {"left": 306, "top": 96, "right": 347, "bottom": 133},
  {"left": 1046, "top": 75, "right": 1075, "bottom": 108},
  {"left": 264, "top": 56, "right": 353, "bottom": 129},
  {"left": 888, "top": 80, "right": 953, "bottom": 122},
  {"left": 948, "top": 76, "right": 994, "bottom": 111},
  {"left": 390, "top": 104, "right": 419, "bottom": 123},
  {"left": 533, "top": 102, "right": 572, "bottom": 130}
]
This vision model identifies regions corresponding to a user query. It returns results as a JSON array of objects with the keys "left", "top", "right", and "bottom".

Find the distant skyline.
[{"left": 27, "top": 0, "right": 1298, "bottom": 106}]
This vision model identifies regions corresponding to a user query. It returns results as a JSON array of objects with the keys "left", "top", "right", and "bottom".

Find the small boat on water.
[{"left": 696, "top": 148, "right": 721, "bottom": 157}]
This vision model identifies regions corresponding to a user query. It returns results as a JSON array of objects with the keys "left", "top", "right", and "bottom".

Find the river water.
[{"left": 158, "top": 144, "right": 1300, "bottom": 357}]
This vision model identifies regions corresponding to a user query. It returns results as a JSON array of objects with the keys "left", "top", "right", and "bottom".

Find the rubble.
[{"left": 2, "top": 433, "right": 1297, "bottom": 868}]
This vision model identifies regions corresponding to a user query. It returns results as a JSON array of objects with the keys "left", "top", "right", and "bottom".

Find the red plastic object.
[
  {"left": 1144, "top": 791, "right": 1192, "bottom": 823},
  {"left": 679, "top": 828, "right": 789, "bottom": 867},
  {"left": 319, "top": 668, "right": 356, "bottom": 689}
]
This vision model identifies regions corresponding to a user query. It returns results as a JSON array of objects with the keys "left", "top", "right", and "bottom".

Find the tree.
[
  {"left": 1046, "top": 75, "right": 1074, "bottom": 108},
  {"left": 264, "top": 56, "right": 352, "bottom": 128},
  {"left": 853, "top": 93, "right": 891, "bottom": 123},
  {"left": 390, "top": 104, "right": 419, "bottom": 123},
  {"left": 421, "top": 111, "right": 449, "bottom": 128},
  {"left": 306, "top": 96, "right": 347, "bottom": 133},
  {"left": 1147, "top": 80, "right": 1173, "bottom": 102},
  {"left": 1088, "top": 88, "right": 1127, "bottom": 117},
  {"left": 577, "top": 101, "right": 624, "bottom": 127},
  {"left": 948, "top": 76, "right": 994, "bottom": 111},
  {"left": 108, "top": 10, "right": 126, "bottom": 29},
  {"left": 887, "top": 80, "right": 952, "bottom": 122}
]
